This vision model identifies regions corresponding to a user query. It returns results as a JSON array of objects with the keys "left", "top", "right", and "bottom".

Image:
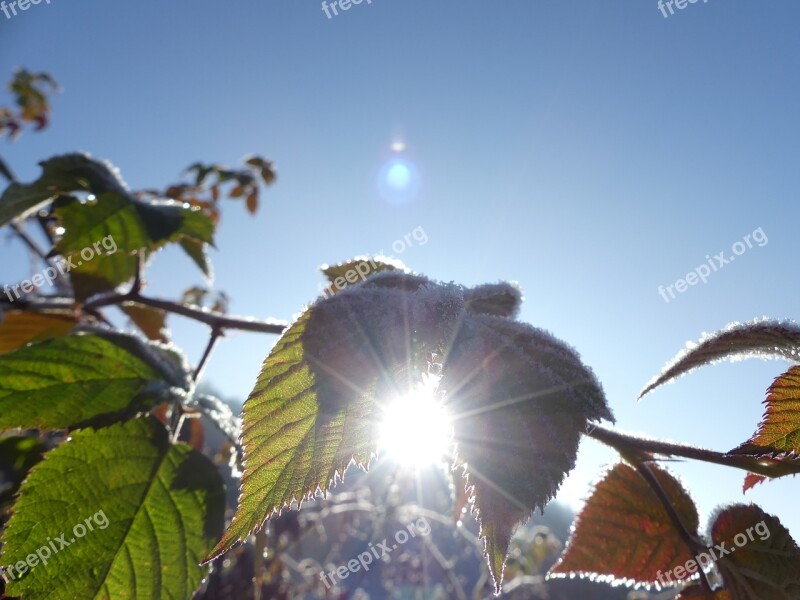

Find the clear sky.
[{"left": 2, "top": 0, "right": 800, "bottom": 542}]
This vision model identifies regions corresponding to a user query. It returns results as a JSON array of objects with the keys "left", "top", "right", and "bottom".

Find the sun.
[{"left": 377, "top": 377, "right": 452, "bottom": 467}]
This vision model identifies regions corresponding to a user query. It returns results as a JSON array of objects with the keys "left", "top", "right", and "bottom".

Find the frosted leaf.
[
  {"left": 464, "top": 282, "right": 523, "bottom": 318},
  {"left": 640, "top": 319, "right": 800, "bottom": 399}
]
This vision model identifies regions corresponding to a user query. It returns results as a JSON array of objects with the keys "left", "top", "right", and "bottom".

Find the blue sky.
[{"left": 2, "top": 0, "right": 800, "bottom": 542}]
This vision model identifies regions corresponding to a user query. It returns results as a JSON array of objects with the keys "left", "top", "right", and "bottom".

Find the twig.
[
  {"left": 10, "top": 222, "right": 52, "bottom": 267},
  {"left": 194, "top": 327, "right": 222, "bottom": 382},
  {"left": 631, "top": 460, "right": 712, "bottom": 592},
  {"left": 585, "top": 424, "right": 800, "bottom": 479},
  {"left": 84, "top": 292, "right": 287, "bottom": 335}
]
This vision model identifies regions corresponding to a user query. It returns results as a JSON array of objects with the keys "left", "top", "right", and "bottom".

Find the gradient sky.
[{"left": 2, "top": 0, "right": 800, "bottom": 544}]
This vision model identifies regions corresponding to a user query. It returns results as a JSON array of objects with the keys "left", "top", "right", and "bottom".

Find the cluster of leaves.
[
  {"left": 548, "top": 320, "right": 800, "bottom": 598},
  {"left": 0, "top": 69, "right": 59, "bottom": 182},
  {"left": 0, "top": 69, "right": 58, "bottom": 141},
  {"left": 141, "top": 157, "right": 277, "bottom": 225},
  {"left": 2, "top": 68, "right": 800, "bottom": 600}
]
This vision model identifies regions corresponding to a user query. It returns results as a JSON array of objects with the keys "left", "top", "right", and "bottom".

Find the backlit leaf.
[
  {"left": 208, "top": 268, "right": 615, "bottom": 595},
  {"left": 320, "top": 256, "right": 401, "bottom": 294},
  {"left": 0, "top": 418, "right": 225, "bottom": 599},
  {"left": 709, "top": 504, "right": 800, "bottom": 600},
  {"left": 734, "top": 366, "right": 800, "bottom": 455},
  {"left": 443, "top": 314, "right": 613, "bottom": 591},
  {"left": 549, "top": 463, "right": 699, "bottom": 588},
  {"left": 121, "top": 302, "right": 168, "bottom": 342},
  {"left": 0, "top": 333, "right": 183, "bottom": 430},
  {"left": 640, "top": 320, "right": 800, "bottom": 399},
  {"left": 0, "top": 311, "right": 75, "bottom": 354},
  {"left": 0, "top": 153, "right": 127, "bottom": 227}
]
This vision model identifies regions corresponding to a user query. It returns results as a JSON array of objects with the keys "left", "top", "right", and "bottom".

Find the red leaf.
[
  {"left": 548, "top": 463, "right": 699, "bottom": 588},
  {"left": 709, "top": 504, "right": 800, "bottom": 600},
  {"left": 742, "top": 472, "right": 767, "bottom": 493}
]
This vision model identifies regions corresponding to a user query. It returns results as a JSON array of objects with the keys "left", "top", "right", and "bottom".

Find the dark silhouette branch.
[{"left": 585, "top": 424, "right": 800, "bottom": 480}]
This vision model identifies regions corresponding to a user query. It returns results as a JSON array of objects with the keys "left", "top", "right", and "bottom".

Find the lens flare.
[{"left": 378, "top": 379, "right": 451, "bottom": 467}]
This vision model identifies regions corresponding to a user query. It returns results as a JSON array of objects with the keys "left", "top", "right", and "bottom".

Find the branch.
[
  {"left": 84, "top": 292, "right": 287, "bottom": 335},
  {"left": 585, "top": 424, "right": 800, "bottom": 479},
  {"left": 630, "top": 460, "right": 712, "bottom": 592}
]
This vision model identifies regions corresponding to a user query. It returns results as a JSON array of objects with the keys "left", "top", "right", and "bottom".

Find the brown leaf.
[
  {"left": 549, "top": 463, "right": 699, "bottom": 588},
  {"left": 0, "top": 311, "right": 75, "bottom": 354},
  {"left": 121, "top": 302, "right": 168, "bottom": 342},
  {"left": 709, "top": 504, "right": 800, "bottom": 600},
  {"left": 245, "top": 190, "right": 258, "bottom": 215}
]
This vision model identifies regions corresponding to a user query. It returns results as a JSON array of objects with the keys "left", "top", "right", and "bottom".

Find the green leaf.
[
  {"left": 206, "top": 308, "right": 378, "bottom": 560},
  {"left": 0, "top": 417, "right": 225, "bottom": 599},
  {"left": 53, "top": 193, "right": 213, "bottom": 256},
  {"left": 207, "top": 268, "right": 615, "bottom": 595},
  {"left": 709, "top": 504, "right": 800, "bottom": 600},
  {"left": 0, "top": 153, "right": 128, "bottom": 228},
  {"left": 0, "top": 333, "right": 183, "bottom": 430},
  {"left": 319, "top": 256, "right": 401, "bottom": 294},
  {"left": 0, "top": 311, "right": 75, "bottom": 355},
  {"left": 443, "top": 314, "right": 613, "bottom": 591},
  {"left": 640, "top": 320, "right": 800, "bottom": 399},
  {"left": 549, "top": 463, "right": 699, "bottom": 588},
  {"left": 179, "top": 237, "right": 213, "bottom": 279}
]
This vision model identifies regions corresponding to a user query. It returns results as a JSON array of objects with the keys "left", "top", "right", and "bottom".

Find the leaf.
[
  {"left": 53, "top": 193, "right": 214, "bottom": 256},
  {"left": 121, "top": 302, "right": 168, "bottom": 342},
  {"left": 320, "top": 257, "right": 402, "bottom": 295},
  {"left": 0, "top": 333, "right": 181, "bottom": 430},
  {"left": 207, "top": 269, "right": 614, "bottom": 594},
  {"left": 464, "top": 282, "right": 523, "bottom": 318},
  {"left": 180, "top": 237, "right": 213, "bottom": 279},
  {"left": 205, "top": 308, "right": 380, "bottom": 561},
  {"left": 709, "top": 504, "right": 800, "bottom": 600},
  {"left": 0, "top": 153, "right": 129, "bottom": 227},
  {"left": 444, "top": 314, "right": 614, "bottom": 591},
  {"left": 68, "top": 252, "right": 138, "bottom": 302},
  {"left": 640, "top": 320, "right": 800, "bottom": 399},
  {"left": 0, "top": 311, "right": 75, "bottom": 354},
  {"left": 245, "top": 190, "right": 258, "bottom": 215},
  {"left": 743, "top": 473, "right": 767, "bottom": 493},
  {"left": 549, "top": 463, "right": 699, "bottom": 588},
  {"left": 0, "top": 435, "right": 46, "bottom": 506},
  {"left": 733, "top": 366, "right": 800, "bottom": 455},
  {"left": 0, "top": 417, "right": 225, "bottom": 599},
  {"left": 244, "top": 156, "right": 277, "bottom": 186}
]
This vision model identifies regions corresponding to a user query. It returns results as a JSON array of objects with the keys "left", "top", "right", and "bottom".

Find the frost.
[
  {"left": 640, "top": 318, "right": 800, "bottom": 399},
  {"left": 464, "top": 281, "right": 523, "bottom": 318}
]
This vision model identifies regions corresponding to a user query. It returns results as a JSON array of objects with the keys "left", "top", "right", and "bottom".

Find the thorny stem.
[
  {"left": 193, "top": 326, "right": 222, "bottom": 382},
  {"left": 84, "top": 291, "right": 287, "bottom": 335},
  {"left": 631, "top": 460, "right": 713, "bottom": 592},
  {"left": 585, "top": 424, "right": 800, "bottom": 479}
]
